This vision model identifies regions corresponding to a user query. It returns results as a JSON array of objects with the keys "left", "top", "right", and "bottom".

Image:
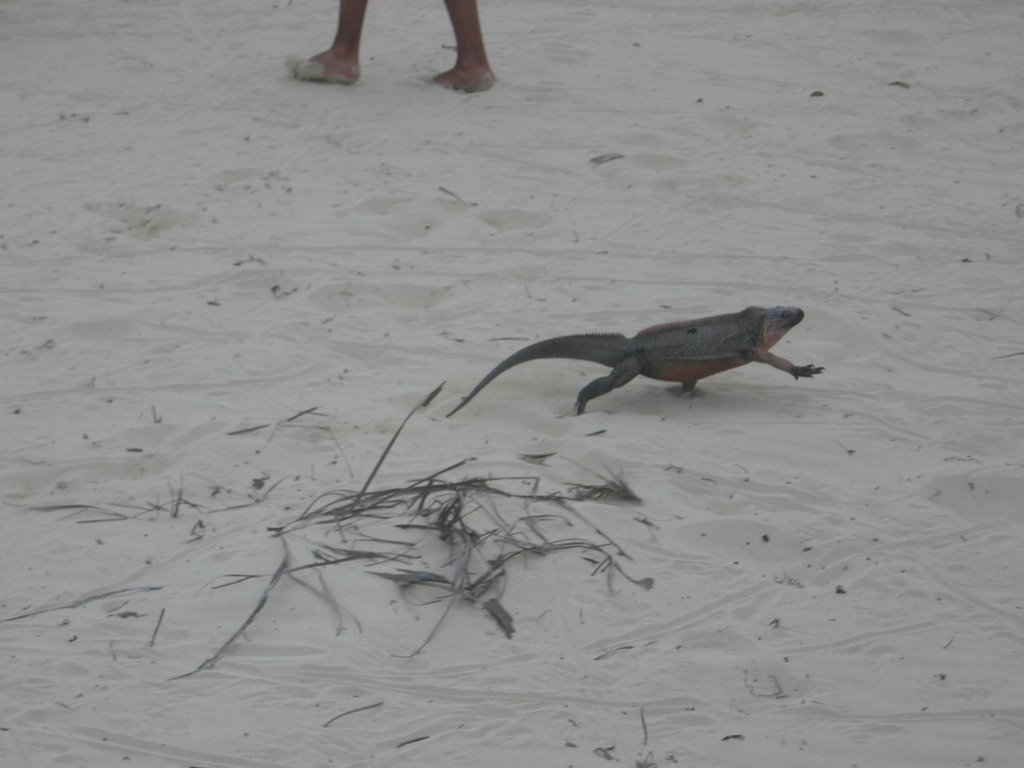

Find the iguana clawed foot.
[{"left": 791, "top": 365, "right": 825, "bottom": 379}]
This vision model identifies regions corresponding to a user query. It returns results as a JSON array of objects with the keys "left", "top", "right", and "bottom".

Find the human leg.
[
  {"left": 433, "top": 0, "right": 496, "bottom": 92},
  {"left": 291, "top": 0, "right": 369, "bottom": 84}
]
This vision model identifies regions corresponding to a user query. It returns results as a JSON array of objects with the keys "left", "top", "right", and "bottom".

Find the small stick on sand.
[
  {"left": 483, "top": 597, "right": 514, "bottom": 638},
  {"left": 350, "top": 382, "right": 444, "bottom": 512},
  {"left": 283, "top": 406, "right": 319, "bottom": 422},
  {"left": 565, "top": 506, "right": 632, "bottom": 561},
  {"left": 171, "top": 542, "right": 290, "bottom": 679},
  {"left": 226, "top": 424, "right": 270, "bottom": 436},
  {"left": 2, "top": 586, "right": 163, "bottom": 623},
  {"left": 322, "top": 701, "right": 383, "bottom": 727},
  {"left": 171, "top": 480, "right": 183, "bottom": 519},
  {"left": 148, "top": 608, "right": 166, "bottom": 647},
  {"left": 396, "top": 735, "right": 429, "bottom": 749}
]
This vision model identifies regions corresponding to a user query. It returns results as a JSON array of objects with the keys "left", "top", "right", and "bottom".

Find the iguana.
[{"left": 447, "top": 306, "right": 824, "bottom": 416}]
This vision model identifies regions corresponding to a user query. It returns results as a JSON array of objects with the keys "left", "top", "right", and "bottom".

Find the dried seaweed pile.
[
  {"left": 179, "top": 384, "right": 650, "bottom": 676},
  {"left": 283, "top": 456, "right": 648, "bottom": 642}
]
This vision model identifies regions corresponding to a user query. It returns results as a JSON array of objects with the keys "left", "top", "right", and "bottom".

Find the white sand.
[{"left": 2, "top": 0, "right": 1023, "bottom": 765}]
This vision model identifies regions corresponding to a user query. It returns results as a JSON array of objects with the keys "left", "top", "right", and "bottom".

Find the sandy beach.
[{"left": 2, "top": 1, "right": 1023, "bottom": 765}]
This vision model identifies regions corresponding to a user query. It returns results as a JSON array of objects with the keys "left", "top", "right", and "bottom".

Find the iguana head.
[{"left": 757, "top": 306, "right": 805, "bottom": 349}]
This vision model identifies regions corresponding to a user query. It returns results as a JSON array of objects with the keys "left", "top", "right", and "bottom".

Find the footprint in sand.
[{"left": 83, "top": 201, "right": 193, "bottom": 238}]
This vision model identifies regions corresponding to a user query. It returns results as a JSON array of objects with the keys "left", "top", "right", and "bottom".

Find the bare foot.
[
  {"left": 288, "top": 49, "right": 360, "bottom": 85},
  {"left": 432, "top": 65, "right": 496, "bottom": 93}
]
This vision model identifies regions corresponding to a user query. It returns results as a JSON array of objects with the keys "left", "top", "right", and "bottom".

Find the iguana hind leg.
[{"left": 574, "top": 356, "right": 643, "bottom": 415}]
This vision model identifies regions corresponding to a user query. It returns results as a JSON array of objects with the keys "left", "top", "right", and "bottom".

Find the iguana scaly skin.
[{"left": 447, "top": 306, "right": 824, "bottom": 416}]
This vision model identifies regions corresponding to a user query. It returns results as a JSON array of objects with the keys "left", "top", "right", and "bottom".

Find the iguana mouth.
[{"left": 760, "top": 307, "right": 805, "bottom": 348}]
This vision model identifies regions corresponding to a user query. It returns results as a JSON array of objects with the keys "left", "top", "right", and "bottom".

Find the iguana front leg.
[
  {"left": 575, "top": 356, "right": 643, "bottom": 414},
  {"left": 748, "top": 348, "right": 824, "bottom": 379}
]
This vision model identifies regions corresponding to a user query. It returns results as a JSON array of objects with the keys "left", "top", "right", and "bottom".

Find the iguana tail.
[{"left": 447, "top": 333, "right": 629, "bottom": 416}]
